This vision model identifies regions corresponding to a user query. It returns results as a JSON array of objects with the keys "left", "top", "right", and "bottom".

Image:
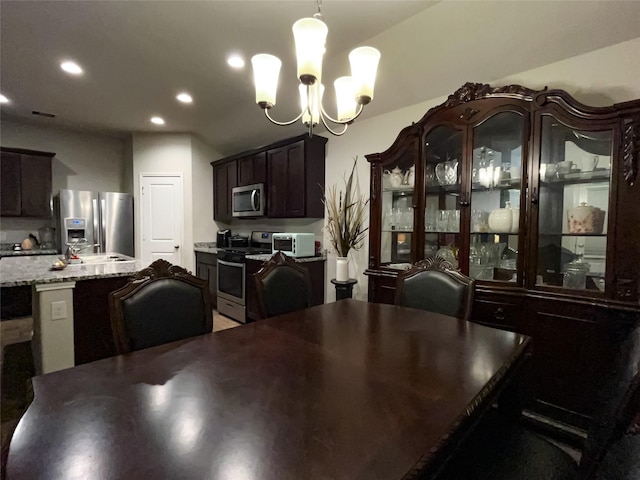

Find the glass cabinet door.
[
  {"left": 469, "top": 111, "right": 525, "bottom": 283},
  {"left": 424, "top": 126, "right": 463, "bottom": 268},
  {"left": 380, "top": 142, "right": 418, "bottom": 267},
  {"left": 536, "top": 115, "right": 612, "bottom": 293}
]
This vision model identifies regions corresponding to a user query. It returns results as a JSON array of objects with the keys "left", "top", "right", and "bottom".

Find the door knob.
[{"left": 174, "top": 245, "right": 180, "bottom": 249}]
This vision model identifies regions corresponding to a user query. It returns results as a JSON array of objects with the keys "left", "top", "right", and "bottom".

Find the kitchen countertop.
[
  {"left": 245, "top": 253, "right": 326, "bottom": 263},
  {"left": 0, "top": 254, "right": 145, "bottom": 287},
  {"left": 194, "top": 244, "right": 325, "bottom": 262},
  {"left": 0, "top": 249, "right": 59, "bottom": 257}
]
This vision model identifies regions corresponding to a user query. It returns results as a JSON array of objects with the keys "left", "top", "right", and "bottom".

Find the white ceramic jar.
[
  {"left": 567, "top": 203, "right": 605, "bottom": 234},
  {"left": 488, "top": 202, "right": 513, "bottom": 233}
]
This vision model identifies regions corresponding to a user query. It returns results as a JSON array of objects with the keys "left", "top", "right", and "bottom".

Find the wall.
[
  {"left": 0, "top": 116, "right": 129, "bottom": 244},
  {"left": 323, "top": 37, "right": 640, "bottom": 302},
  {"left": 132, "top": 133, "right": 192, "bottom": 268},
  {"left": 132, "top": 133, "right": 224, "bottom": 272},
  {"left": 191, "top": 136, "right": 223, "bottom": 242}
]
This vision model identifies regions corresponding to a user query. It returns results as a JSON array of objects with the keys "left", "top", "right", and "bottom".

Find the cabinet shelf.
[
  {"left": 471, "top": 180, "right": 521, "bottom": 193},
  {"left": 425, "top": 184, "right": 460, "bottom": 194},
  {"left": 540, "top": 169, "right": 611, "bottom": 187},
  {"left": 383, "top": 186, "right": 414, "bottom": 194},
  {"left": 539, "top": 232, "right": 607, "bottom": 237}
]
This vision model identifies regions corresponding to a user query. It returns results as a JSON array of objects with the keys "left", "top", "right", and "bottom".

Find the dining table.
[{"left": 7, "top": 299, "right": 531, "bottom": 480}]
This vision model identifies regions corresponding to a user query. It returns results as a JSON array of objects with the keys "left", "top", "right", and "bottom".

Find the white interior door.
[{"left": 140, "top": 174, "right": 184, "bottom": 266}]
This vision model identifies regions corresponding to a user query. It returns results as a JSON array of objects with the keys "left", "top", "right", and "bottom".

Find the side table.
[{"left": 331, "top": 278, "right": 358, "bottom": 301}]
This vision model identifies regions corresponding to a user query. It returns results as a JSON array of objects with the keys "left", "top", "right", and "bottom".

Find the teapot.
[
  {"left": 404, "top": 165, "right": 415, "bottom": 187},
  {"left": 384, "top": 166, "right": 404, "bottom": 188},
  {"left": 488, "top": 201, "right": 513, "bottom": 233}
]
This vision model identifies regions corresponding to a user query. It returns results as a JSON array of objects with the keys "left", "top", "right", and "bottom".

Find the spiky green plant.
[{"left": 324, "top": 157, "right": 369, "bottom": 258}]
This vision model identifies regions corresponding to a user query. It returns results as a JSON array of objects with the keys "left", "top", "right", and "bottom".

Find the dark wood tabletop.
[{"left": 7, "top": 299, "right": 531, "bottom": 480}]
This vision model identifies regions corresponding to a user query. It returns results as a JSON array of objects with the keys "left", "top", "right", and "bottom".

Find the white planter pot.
[{"left": 336, "top": 257, "right": 349, "bottom": 282}]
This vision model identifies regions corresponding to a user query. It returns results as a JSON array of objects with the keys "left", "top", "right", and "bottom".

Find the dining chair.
[
  {"left": 254, "top": 251, "right": 311, "bottom": 319},
  {"left": 439, "top": 321, "right": 640, "bottom": 480},
  {"left": 109, "top": 259, "right": 213, "bottom": 354},
  {"left": 394, "top": 256, "right": 475, "bottom": 321}
]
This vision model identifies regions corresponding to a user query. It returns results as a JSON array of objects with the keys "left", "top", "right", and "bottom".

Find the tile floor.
[{"left": 213, "top": 311, "right": 242, "bottom": 332}]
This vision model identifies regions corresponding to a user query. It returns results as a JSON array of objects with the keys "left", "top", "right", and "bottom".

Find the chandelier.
[{"left": 251, "top": 0, "right": 381, "bottom": 136}]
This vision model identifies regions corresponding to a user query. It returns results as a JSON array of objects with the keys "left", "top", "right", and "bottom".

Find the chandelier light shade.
[
  {"left": 251, "top": 54, "right": 282, "bottom": 109},
  {"left": 250, "top": 1, "right": 380, "bottom": 136},
  {"left": 292, "top": 18, "right": 328, "bottom": 85},
  {"left": 349, "top": 46, "right": 381, "bottom": 104}
]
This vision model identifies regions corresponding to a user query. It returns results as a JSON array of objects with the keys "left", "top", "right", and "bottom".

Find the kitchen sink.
[{"left": 70, "top": 253, "right": 136, "bottom": 265}]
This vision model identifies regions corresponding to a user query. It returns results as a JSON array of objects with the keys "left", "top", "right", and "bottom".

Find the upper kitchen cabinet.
[
  {"left": 267, "top": 135, "right": 327, "bottom": 218},
  {"left": 212, "top": 159, "right": 237, "bottom": 222},
  {"left": 211, "top": 134, "right": 327, "bottom": 220},
  {"left": 1, "top": 147, "right": 55, "bottom": 218},
  {"left": 237, "top": 152, "right": 266, "bottom": 187}
]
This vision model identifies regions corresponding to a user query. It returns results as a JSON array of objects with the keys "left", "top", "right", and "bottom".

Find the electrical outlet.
[{"left": 51, "top": 300, "right": 67, "bottom": 320}]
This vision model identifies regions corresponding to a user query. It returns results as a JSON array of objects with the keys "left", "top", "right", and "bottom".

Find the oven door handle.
[
  {"left": 251, "top": 189, "right": 258, "bottom": 211},
  {"left": 217, "top": 259, "right": 244, "bottom": 268}
]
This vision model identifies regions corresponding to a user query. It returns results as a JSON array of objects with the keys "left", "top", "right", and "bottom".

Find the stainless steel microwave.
[{"left": 232, "top": 183, "right": 265, "bottom": 218}]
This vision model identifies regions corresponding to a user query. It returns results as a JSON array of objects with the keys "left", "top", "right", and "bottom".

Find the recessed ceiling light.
[
  {"left": 227, "top": 54, "right": 245, "bottom": 69},
  {"left": 176, "top": 92, "right": 193, "bottom": 104},
  {"left": 150, "top": 116, "right": 165, "bottom": 125},
  {"left": 60, "top": 61, "right": 83, "bottom": 75},
  {"left": 0, "top": 94, "right": 9, "bottom": 104}
]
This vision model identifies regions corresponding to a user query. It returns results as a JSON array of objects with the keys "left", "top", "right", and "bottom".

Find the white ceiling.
[{"left": 1, "top": 1, "right": 639, "bottom": 156}]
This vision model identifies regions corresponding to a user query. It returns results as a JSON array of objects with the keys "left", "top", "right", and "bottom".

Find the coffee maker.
[{"left": 217, "top": 229, "right": 231, "bottom": 248}]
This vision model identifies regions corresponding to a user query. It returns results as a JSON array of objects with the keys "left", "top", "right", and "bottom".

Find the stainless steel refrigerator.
[{"left": 56, "top": 189, "right": 134, "bottom": 256}]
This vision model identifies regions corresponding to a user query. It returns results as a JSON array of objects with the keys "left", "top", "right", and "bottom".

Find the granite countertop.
[
  {"left": 193, "top": 243, "right": 325, "bottom": 262},
  {"left": 245, "top": 253, "right": 326, "bottom": 263},
  {"left": 0, "top": 249, "right": 59, "bottom": 257},
  {"left": 0, "top": 254, "right": 145, "bottom": 287}
]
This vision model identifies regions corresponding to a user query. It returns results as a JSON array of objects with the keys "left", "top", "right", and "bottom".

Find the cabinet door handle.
[
  {"left": 493, "top": 307, "right": 505, "bottom": 322},
  {"left": 459, "top": 193, "right": 470, "bottom": 207},
  {"left": 531, "top": 187, "right": 538, "bottom": 205}
]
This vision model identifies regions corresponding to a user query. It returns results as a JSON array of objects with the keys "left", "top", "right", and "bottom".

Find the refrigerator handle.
[
  {"left": 101, "top": 198, "right": 107, "bottom": 254},
  {"left": 92, "top": 198, "right": 101, "bottom": 253}
]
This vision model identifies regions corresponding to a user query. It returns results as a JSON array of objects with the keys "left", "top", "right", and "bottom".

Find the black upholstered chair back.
[
  {"left": 109, "top": 259, "right": 213, "bottom": 354},
  {"left": 254, "top": 251, "right": 311, "bottom": 319},
  {"left": 395, "top": 256, "right": 475, "bottom": 322},
  {"left": 580, "top": 321, "right": 640, "bottom": 478}
]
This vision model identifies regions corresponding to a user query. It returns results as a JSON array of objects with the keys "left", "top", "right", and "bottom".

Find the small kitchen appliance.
[
  {"left": 217, "top": 229, "right": 231, "bottom": 248},
  {"left": 232, "top": 183, "right": 266, "bottom": 218},
  {"left": 272, "top": 233, "right": 316, "bottom": 258}
]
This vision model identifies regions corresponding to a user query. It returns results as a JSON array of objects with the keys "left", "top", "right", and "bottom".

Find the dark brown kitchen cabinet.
[
  {"left": 212, "top": 159, "right": 237, "bottom": 221},
  {"left": 364, "top": 82, "right": 640, "bottom": 438},
  {"left": 1, "top": 147, "right": 54, "bottom": 217},
  {"left": 268, "top": 135, "right": 327, "bottom": 218},
  {"left": 238, "top": 152, "right": 266, "bottom": 186},
  {"left": 195, "top": 251, "right": 217, "bottom": 309},
  {"left": 211, "top": 134, "right": 326, "bottom": 220}
]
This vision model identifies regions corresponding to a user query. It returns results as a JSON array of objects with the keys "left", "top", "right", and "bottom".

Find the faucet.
[{"left": 65, "top": 239, "right": 100, "bottom": 261}]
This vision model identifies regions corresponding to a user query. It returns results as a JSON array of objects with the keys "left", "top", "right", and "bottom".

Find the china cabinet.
[{"left": 365, "top": 83, "right": 640, "bottom": 438}]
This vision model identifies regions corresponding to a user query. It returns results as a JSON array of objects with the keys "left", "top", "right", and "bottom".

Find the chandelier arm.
[
  {"left": 319, "top": 102, "right": 364, "bottom": 125},
  {"left": 319, "top": 112, "right": 349, "bottom": 136},
  {"left": 263, "top": 108, "right": 305, "bottom": 126}
]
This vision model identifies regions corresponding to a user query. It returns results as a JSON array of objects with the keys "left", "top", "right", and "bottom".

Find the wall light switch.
[{"left": 51, "top": 300, "right": 67, "bottom": 320}]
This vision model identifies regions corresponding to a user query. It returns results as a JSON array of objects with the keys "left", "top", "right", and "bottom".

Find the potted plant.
[{"left": 324, "top": 157, "right": 369, "bottom": 282}]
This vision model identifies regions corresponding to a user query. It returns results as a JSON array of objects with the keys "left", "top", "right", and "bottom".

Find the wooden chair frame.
[
  {"left": 394, "top": 256, "right": 475, "bottom": 322},
  {"left": 109, "top": 259, "right": 213, "bottom": 354},
  {"left": 254, "top": 251, "right": 312, "bottom": 319}
]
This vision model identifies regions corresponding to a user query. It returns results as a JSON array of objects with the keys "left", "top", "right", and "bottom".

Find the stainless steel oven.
[
  {"left": 232, "top": 183, "right": 265, "bottom": 218},
  {"left": 217, "top": 257, "right": 246, "bottom": 322}
]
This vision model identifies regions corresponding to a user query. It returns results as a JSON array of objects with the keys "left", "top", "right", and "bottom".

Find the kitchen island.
[{"left": 0, "top": 254, "right": 145, "bottom": 373}]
